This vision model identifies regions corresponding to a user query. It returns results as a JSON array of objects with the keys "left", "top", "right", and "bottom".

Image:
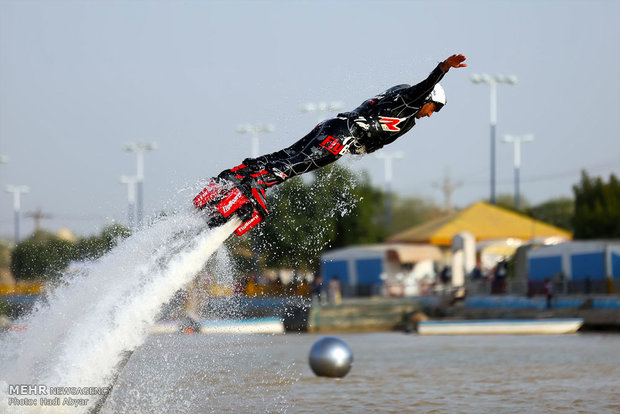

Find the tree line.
[
  {"left": 6, "top": 168, "right": 620, "bottom": 281},
  {"left": 9, "top": 225, "right": 131, "bottom": 281}
]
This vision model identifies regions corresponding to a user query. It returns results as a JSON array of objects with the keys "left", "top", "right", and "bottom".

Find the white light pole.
[
  {"left": 376, "top": 151, "right": 404, "bottom": 227},
  {"left": 120, "top": 175, "right": 138, "bottom": 229},
  {"left": 236, "top": 123, "right": 275, "bottom": 158},
  {"left": 301, "top": 101, "right": 344, "bottom": 123},
  {"left": 502, "top": 134, "right": 534, "bottom": 210},
  {"left": 123, "top": 142, "right": 157, "bottom": 227},
  {"left": 471, "top": 73, "right": 517, "bottom": 205},
  {"left": 5, "top": 185, "right": 29, "bottom": 244}
]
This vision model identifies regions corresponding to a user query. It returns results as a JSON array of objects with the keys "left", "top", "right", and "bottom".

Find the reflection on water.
[{"left": 102, "top": 333, "right": 620, "bottom": 414}]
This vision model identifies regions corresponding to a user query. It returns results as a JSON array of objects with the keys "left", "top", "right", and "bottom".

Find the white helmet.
[{"left": 427, "top": 83, "right": 446, "bottom": 112}]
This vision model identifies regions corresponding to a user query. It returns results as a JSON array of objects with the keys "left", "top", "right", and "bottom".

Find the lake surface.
[{"left": 101, "top": 332, "right": 620, "bottom": 413}]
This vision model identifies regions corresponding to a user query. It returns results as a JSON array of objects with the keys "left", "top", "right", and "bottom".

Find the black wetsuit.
[{"left": 216, "top": 62, "right": 447, "bottom": 210}]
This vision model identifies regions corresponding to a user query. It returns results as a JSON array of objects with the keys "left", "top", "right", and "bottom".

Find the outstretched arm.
[{"left": 401, "top": 53, "right": 467, "bottom": 103}]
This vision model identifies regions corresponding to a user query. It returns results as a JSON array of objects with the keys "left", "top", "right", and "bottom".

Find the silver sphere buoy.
[{"left": 308, "top": 336, "right": 353, "bottom": 378}]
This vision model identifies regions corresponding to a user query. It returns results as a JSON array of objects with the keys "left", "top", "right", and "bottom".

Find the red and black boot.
[{"left": 193, "top": 164, "right": 269, "bottom": 236}]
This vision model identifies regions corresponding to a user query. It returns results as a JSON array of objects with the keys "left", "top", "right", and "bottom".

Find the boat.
[
  {"left": 150, "top": 317, "right": 285, "bottom": 335},
  {"left": 417, "top": 318, "right": 583, "bottom": 335},
  {"left": 200, "top": 317, "right": 285, "bottom": 334}
]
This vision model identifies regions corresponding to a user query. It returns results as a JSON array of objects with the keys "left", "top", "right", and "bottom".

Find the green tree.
[
  {"left": 258, "top": 175, "right": 321, "bottom": 270},
  {"left": 10, "top": 230, "right": 74, "bottom": 281},
  {"left": 0, "top": 240, "right": 12, "bottom": 268},
  {"left": 573, "top": 171, "right": 620, "bottom": 238},
  {"left": 527, "top": 197, "right": 574, "bottom": 232},
  {"left": 317, "top": 168, "right": 387, "bottom": 247},
  {"left": 388, "top": 195, "right": 439, "bottom": 236},
  {"left": 10, "top": 224, "right": 131, "bottom": 281},
  {"left": 74, "top": 224, "right": 131, "bottom": 261},
  {"left": 495, "top": 193, "right": 531, "bottom": 213},
  {"left": 487, "top": 194, "right": 574, "bottom": 231},
  {"left": 258, "top": 165, "right": 386, "bottom": 271}
]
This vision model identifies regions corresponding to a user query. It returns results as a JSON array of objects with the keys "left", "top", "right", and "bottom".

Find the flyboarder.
[{"left": 194, "top": 54, "right": 467, "bottom": 235}]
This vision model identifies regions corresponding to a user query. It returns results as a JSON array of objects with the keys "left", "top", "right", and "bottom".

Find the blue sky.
[{"left": 1, "top": 0, "right": 619, "bottom": 237}]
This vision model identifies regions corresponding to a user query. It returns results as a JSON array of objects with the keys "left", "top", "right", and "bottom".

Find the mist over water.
[{"left": 0, "top": 211, "right": 240, "bottom": 413}]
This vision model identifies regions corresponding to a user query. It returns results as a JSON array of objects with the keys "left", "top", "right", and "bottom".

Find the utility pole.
[
  {"left": 434, "top": 169, "right": 462, "bottom": 213},
  {"left": 25, "top": 208, "right": 52, "bottom": 232},
  {"left": 5, "top": 185, "right": 29, "bottom": 244}
]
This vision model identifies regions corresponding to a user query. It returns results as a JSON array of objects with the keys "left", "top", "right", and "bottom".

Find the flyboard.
[{"left": 192, "top": 170, "right": 270, "bottom": 237}]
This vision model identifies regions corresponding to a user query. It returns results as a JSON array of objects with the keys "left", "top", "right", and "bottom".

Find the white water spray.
[{"left": 0, "top": 211, "right": 239, "bottom": 413}]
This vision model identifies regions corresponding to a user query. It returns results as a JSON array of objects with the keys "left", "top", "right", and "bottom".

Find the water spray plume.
[{"left": 0, "top": 212, "right": 240, "bottom": 413}]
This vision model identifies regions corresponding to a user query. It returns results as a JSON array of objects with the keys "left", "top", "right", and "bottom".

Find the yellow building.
[{"left": 388, "top": 201, "right": 572, "bottom": 246}]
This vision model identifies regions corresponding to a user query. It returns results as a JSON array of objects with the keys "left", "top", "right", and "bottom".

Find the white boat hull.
[
  {"left": 150, "top": 318, "right": 285, "bottom": 335},
  {"left": 417, "top": 318, "right": 583, "bottom": 335}
]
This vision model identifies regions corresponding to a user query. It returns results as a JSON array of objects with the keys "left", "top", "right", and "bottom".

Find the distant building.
[
  {"left": 388, "top": 201, "right": 572, "bottom": 246},
  {"left": 56, "top": 228, "right": 77, "bottom": 243},
  {"left": 320, "top": 244, "right": 441, "bottom": 297},
  {"left": 527, "top": 241, "right": 620, "bottom": 294}
]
